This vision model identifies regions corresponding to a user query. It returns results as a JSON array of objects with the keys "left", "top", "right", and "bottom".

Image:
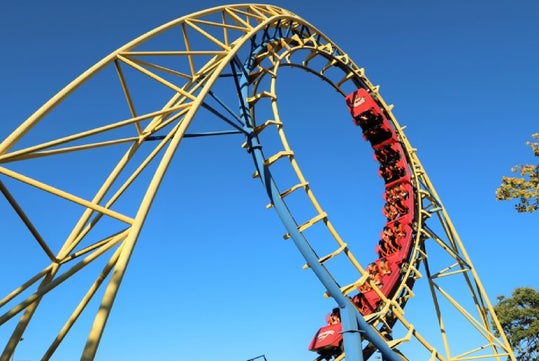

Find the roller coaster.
[{"left": 0, "top": 4, "right": 517, "bottom": 361}]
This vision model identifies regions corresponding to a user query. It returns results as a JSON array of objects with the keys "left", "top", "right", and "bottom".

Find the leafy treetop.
[
  {"left": 492, "top": 287, "right": 539, "bottom": 361},
  {"left": 496, "top": 133, "right": 539, "bottom": 213}
]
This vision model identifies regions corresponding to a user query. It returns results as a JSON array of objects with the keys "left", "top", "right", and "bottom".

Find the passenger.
[
  {"left": 352, "top": 293, "right": 362, "bottom": 307},
  {"left": 376, "top": 240, "right": 387, "bottom": 257},
  {"left": 384, "top": 191, "right": 408, "bottom": 216},
  {"left": 382, "top": 234, "right": 400, "bottom": 253},
  {"left": 379, "top": 166, "right": 391, "bottom": 181},
  {"left": 392, "top": 197, "right": 408, "bottom": 215},
  {"left": 394, "top": 221, "right": 407, "bottom": 240},
  {"left": 385, "top": 183, "right": 409, "bottom": 202},
  {"left": 380, "top": 163, "right": 406, "bottom": 183},
  {"left": 328, "top": 307, "right": 341, "bottom": 325},
  {"left": 394, "top": 183, "right": 410, "bottom": 199},
  {"left": 378, "top": 258, "right": 392, "bottom": 275},
  {"left": 370, "top": 269, "right": 383, "bottom": 288},
  {"left": 355, "top": 110, "right": 383, "bottom": 130},
  {"left": 375, "top": 143, "right": 400, "bottom": 165},
  {"left": 355, "top": 111, "right": 390, "bottom": 141},
  {"left": 384, "top": 196, "right": 409, "bottom": 220},
  {"left": 383, "top": 202, "right": 400, "bottom": 220},
  {"left": 352, "top": 294, "right": 369, "bottom": 314},
  {"left": 380, "top": 223, "right": 402, "bottom": 252},
  {"left": 359, "top": 280, "right": 372, "bottom": 293},
  {"left": 381, "top": 226, "right": 395, "bottom": 242},
  {"left": 365, "top": 125, "right": 392, "bottom": 145},
  {"left": 393, "top": 164, "right": 406, "bottom": 181},
  {"left": 378, "top": 238, "right": 399, "bottom": 256},
  {"left": 367, "top": 262, "right": 378, "bottom": 274}
]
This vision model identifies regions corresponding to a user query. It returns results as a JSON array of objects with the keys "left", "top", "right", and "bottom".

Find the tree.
[
  {"left": 496, "top": 133, "right": 539, "bottom": 213},
  {"left": 492, "top": 287, "right": 539, "bottom": 361}
]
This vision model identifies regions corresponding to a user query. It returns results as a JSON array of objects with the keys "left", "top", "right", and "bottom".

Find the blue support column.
[{"left": 340, "top": 304, "right": 364, "bottom": 361}]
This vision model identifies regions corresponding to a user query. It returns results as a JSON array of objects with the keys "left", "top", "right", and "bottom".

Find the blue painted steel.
[{"left": 235, "top": 24, "right": 404, "bottom": 361}]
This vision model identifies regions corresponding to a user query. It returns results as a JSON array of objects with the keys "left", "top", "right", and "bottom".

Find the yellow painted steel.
[{"left": 0, "top": 3, "right": 515, "bottom": 361}]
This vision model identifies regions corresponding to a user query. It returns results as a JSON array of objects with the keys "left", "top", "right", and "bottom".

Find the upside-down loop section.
[{"left": 238, "top": 18, "right": 424, "bottom": 361}]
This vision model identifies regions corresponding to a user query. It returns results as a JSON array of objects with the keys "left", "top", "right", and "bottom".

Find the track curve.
[{"left": 236, "top": 24, "right": 424, "bottom": 361}]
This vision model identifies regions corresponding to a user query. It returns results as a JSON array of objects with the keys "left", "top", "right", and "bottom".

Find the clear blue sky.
[{"left": 1, "top": 1, "right": 538, "bottom": 361}]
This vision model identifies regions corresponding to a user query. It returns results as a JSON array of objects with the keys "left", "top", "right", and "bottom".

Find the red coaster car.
[
  {"left": 309, "top": 308, "right": 343, "bottom": 359},
  {"left": 345, "top": 88, "right": 395, "bottom": 145},
  {"left": 308, "top": 323, "right": 343, "bottom": 359},
  {"left": 345, "top": 88, "right": 384, "bottom": 120}
]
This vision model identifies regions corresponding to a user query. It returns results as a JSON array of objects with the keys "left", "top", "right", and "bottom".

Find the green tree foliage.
[
  {"left": 496, "top": 133, "right": 539, "bottom": 213},
  {"left": 492, "top": 287, "right": 539, "bottom": 361}
]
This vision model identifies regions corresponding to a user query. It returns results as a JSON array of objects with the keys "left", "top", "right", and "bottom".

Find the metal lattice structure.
[{"left": 0, "top": 4, "right": 515, "bottom": 361}]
